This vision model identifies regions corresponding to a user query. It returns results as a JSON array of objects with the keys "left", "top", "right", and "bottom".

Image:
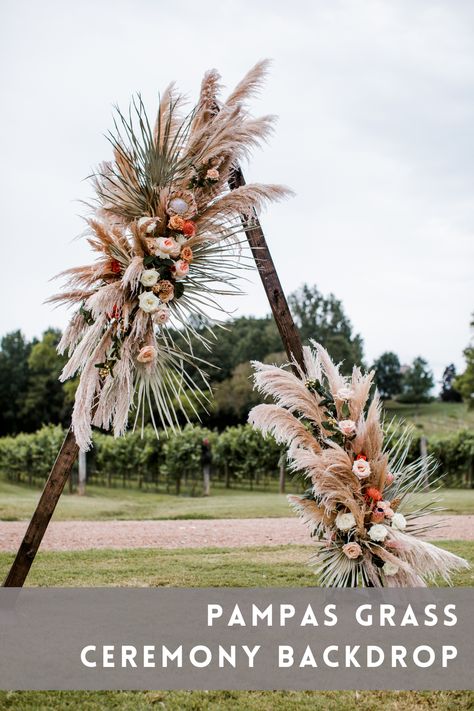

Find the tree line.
[{"left": 0, "top": 284, "right": 472, "bottom": 436}]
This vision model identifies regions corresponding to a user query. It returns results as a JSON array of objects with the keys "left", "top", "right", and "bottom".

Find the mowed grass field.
[
  {"left": 384, "top": 400, "right": 474, "bottom": 437},
  {"left": 0, "top": 542, "right": 472, "bottom": 710},
  {"left": 1, "top": 479, "right": 474, "bottom": 521}
]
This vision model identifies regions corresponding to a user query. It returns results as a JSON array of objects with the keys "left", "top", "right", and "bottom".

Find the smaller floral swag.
[{"left": 249, "top": 342, "right": 468, "bottom": 587}]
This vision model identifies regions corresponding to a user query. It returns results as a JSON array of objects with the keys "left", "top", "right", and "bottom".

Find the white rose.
[
  {"left": 383, "top": 562, "right": 399, "bottom": 576},
  {"left": 391, "top": 513, "right": 407, "bottom": 531},
  {"left": 137, "top": 216, "right": 160, "bottom": 233},
  {"left": 335, "top": 511, "right": 356, "bottom": 531},
  {"left": 138, "top": 291, "right": 160, "bottom": 314},
  {"left": 172, "top": 259, "right": 190, "bottom": 279},
  {"left": 140, "top": 269, "right": 159, "bottom": 287},
  {"left": 338, "top": 419, "right": 356, "bottom": 437},
  {"left": 153, "top": 305, "right": 170, "bottom": 325},
  {"left": 336, "top": 386, "right": 355, "bottom": 401},
  {"left": 368, "top": 524, "right": 388, "bottom": 542},
  {"left": 156, "top": 237, "right": 181, "bottom": 257},
  {"left": 352, "top": 458, "right": 371, "bottom": 479}
]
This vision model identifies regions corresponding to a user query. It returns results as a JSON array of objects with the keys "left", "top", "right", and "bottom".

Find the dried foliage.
[
  {"left": 249, "top": 342, "right": 468, "bottom": 587},
  {"left": 51, "top": 62, "right": 291, "bottom": 450}
]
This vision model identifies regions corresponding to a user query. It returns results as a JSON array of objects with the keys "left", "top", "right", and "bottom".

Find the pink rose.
[
  {"left": 338, "top": 419, "right": 356, "bottom": 437},
  {"left": 352, "top": 458, "right": 371, "bottom": 479},
  {"left": 386, "top": 472, "right": 395, "bottom": 485},
  {"left": 153, "top": 306, "right": 170, "bottom": 325},
  {"left": 137, "top": 346, "right": 157, "bottom": 364},
  {"left": 156, "top": 237, "right": 181, "bottom": 257},
  {"left": 342, "top": 542, "right": 362, "bottom": 559},
  {"left": 171, "top": 259, "right": 190, "bottom": 279}
]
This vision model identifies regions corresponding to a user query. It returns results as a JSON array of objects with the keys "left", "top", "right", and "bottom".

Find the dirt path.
[{"left": 0, "top": 516, "right": 472, "bottom": 553}]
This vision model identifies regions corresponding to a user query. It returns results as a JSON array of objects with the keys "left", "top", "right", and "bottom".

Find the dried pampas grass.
[{"left": 249, "top": 343, "right": 469, "bottom": 587}]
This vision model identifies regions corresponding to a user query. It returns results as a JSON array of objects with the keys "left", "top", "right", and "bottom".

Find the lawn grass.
[
  {"left": 1, "top": 479, "right": 473, "bottom": 521},
  {"left": 0, "top": 542, "right": 472, "bottom": 709},
  {"left": 0, "top": 541, "right": 472, "bottom": 588},
  {"left": 384, "top": 400, "right": 474, "bottom": 437},
  {"left": 0, "top": 689, "right": 472, "bottom": 711}
]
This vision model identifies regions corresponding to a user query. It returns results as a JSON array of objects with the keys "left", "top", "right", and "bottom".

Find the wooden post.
[
  {"left": 278, "top": 451, "right": 286, "bottom": 495},
  {"left": 229, "top": 165, "right": 305, "bottom": 372},
  {"left": 78, "top": 450, "right": 87, "bottom": 496},
  {"left": 3, "top": 428, "right": 79, "bottom": 587},
  {"left": 3, "top": 163, "right": 304, "bottom": 588}
]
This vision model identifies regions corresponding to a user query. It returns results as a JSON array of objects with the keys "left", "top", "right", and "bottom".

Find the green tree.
[
  {"left": 0, "top": 330, "right": 33, "bottom": 435},
  {"left": 372, "top": 352, "right": 402, "bottom": 400},
  {"left": 22, "top": 328, "right": 69, "bottom": 430},
  {"left": 213, "top": 351, "right": 286, "bottom": 425},
  {"left": 440, "top": 364, "right": 462, "bottom": 402},
  {"left": 175, "top": 315, "right": 281, "bottom": 383},
  {"left": 455, "top": 316, "right": 474, "bottom": 409},
  {"left": 399, "top": 357, "right": 434, "bottom": 403},
  {"left": 288, "top": 283, "right": 364, "bottom": 372}
]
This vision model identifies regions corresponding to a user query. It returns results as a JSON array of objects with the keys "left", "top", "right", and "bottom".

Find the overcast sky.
[{"left": 1, "top": 0, "right": 473, "bottom": 382}]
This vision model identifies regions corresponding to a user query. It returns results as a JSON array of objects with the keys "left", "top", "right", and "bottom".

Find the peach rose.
[
  {"left": 180, "top": 245, "right": 193, "bottom": 261},
  {"left": 171, "top": 259, "right": 190, "bottom": 279},
  {"left": 338, "top": 419, "right": 356, "bottom": 437},
  {"left": 137, "top": 346, "right": 157, "bottom": 364},
  {"left": 168, "top": 215, "right": 185, "bottom": 231},
  {"left": 352, "top": 458, "right": 371, "bottom": 479},
  {"left": 156, "top": 237, "right": 181, "bottom": 257},
  {"left": 206, "top": 168, "right": 220, "bottom": 181},
  {"left": 342, "top": 542, "right": 362, "bottom": 559}
]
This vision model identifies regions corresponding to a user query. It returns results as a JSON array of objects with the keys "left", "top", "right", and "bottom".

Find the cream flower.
[
  {"left": 138, "top": 291, "right": 160, "bottom": 314},
  {"left": 391, "top": 513, "right": 407, "bottom": 531},
  {"left": 338, "top": 419, "right": 356, "bottom": 437},
  {"left": 172, "top": 259, "right": 190, "bottom": 279},
  {"left": 383, "top": 562, "right": 399, "bottom": 576},
  {"left": 140, "top": 269, "right": 159, "bottom": 287},
  {"left": 335, "top": 511, "right": 356, "bottom": 532},
  {"left": 336, "top": 386, "right": 355, "bottom": 401},
  {"left": 342, "top": 542, "right": 362, "bottom": 559},
  {"left": 156, "top": 237, "right": 181, "bottom": 257},
  {"left": 153, "top": 305, "right": 170, "bottom": 325},
  {"left": 368, "top": 524, "right": 388, "bottom": 542},
  {"left": 136, "top": 346, "right": 157, "bottom": 363},
  {"left": 352, "top": 458, "right": 371, "bottom": 479},
  {"left": 137, "top": 216, "right": 160, "bottom": 234}
]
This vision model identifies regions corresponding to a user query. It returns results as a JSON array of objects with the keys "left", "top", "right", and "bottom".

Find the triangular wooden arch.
[{"left": 3, "top": 163, "right": 304, "bottom": 587}]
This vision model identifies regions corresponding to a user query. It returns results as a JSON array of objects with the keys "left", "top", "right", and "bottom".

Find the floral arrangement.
[
  {"left": 249, "top": 342, "right": 468, "bottom": 586},
  {"left": 50, "top": 61, "right": 290, "bottom": 450}
]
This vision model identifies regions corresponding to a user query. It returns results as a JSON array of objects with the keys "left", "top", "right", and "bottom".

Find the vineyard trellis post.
[{"left": 3, "top": 163, "right": 304, "bottom": 588}]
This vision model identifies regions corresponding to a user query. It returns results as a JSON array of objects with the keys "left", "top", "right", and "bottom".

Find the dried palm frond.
[
  {"left": 52, "top": 63, "right": 290, "bottom": 450},
  {"left": 249, "top": 343, "right": 469, "bottom": 587}
]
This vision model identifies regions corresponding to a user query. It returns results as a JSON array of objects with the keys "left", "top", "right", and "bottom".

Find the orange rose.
[
  {"left": 168, "top": 215, "right": 185, "bottom": 231},
  {"left": 180, "top": 245, "right": 193, "bottom": 261},
  {"left": 182, "top": 220, "right": 196, "bottom": 237}
]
